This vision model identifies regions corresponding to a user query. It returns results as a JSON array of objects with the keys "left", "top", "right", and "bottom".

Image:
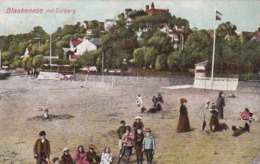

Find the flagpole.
[{"left": 211, "top": 10, "right": 217, "bottom": 89}]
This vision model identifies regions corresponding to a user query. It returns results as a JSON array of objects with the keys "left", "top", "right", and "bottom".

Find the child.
[
  {"left": 44, "top": 108, "right": 49, "bottom": 119},
  {"left": 117, "top": 120, "right": 126, "bottom": 154},
  {"left": 61, "top": 147, "right": 73, "bottom": 164},
  {"left": 52, "top": 157, "right": 59, "bottom": 164},
  {"left": 134, "top": 128, "right": 144, "bottom": 164},
  {"left": 118, "top": 126, "right": 134, "bottom": 164},
  {"left": 33, "top": 131, "right": 51, "bottom": 164},
  {"left": 142, "top": 128, "right": 155, "bottom": 164},
  {"left": 87, "top": 144, "right": 99, "bottom": 164},
  {"left": 100, "top": 147, "right": 113, "bottom": 164},
  {"left": 75, "top": 145, "right": 89, "bottom": 164},
  {"left": 136, "top": 94, "right": 143, "bottom": 107}
]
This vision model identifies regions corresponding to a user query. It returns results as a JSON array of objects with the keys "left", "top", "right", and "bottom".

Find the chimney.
[{"left": 146, "top": 5, "right": 149, "bottom": 11}]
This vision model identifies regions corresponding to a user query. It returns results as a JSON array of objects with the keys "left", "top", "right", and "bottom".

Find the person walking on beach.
[
  {"left": 136, "top": 94, "right": 143, "bottom": 107},
  {"left": 216, "top": 91, "right": 225, "bottom": 119},
  {"left": 142, "top": 128, "right": 155, "bottom": 164},
  {"left": 177, "top": 98, "right": 190, "bottom": 133},
  {"left": 33, "top": 131, "right": 51, "bottom": 164}
]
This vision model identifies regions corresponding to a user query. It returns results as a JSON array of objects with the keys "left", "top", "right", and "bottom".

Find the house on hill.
[
  {"left": 104, "top": 19, "right": 117, "bottom": 31},
  {"left": 63, "top": 38, "right": 97, "bottom": 61},
  {"left": 145, "top": 2, "right": 169, "bottom": 15}
]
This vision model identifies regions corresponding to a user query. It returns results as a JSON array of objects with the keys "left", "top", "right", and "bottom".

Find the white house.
[
  {"left": 67, "top": 38, "right": 97, "bottom": 60},
  {"left": 104, "top": 19, "right": 117, "bottom": 31},
  {"left": 75, "top": 39, "right": 97, "bottom": 56}
]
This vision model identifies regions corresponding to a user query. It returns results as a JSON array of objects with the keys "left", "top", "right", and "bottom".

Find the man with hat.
[
  {"left": 142, "top": 128, "right": 155, "bottom": 164},
  {"left": 117, "top": 120, "right": 126, "bottom": 154},
  {"left": 87, "top": 144, "right": 99, "bottom": 163},
  {"left": 33, "top": 131, "right": 51, "bottom": 164},
  {"left": 61, "top": 147, "right": 73, "bottom": 164},
  {"left": 177, "top": 98, "right": 190, "bottom": 133},
  {"left": 118, "top": 126, "right": 134, "bottom": 164}
]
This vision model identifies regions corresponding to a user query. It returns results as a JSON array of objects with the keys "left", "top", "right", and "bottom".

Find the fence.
[{"left": 193, "top": 77, "right": 238, "bottom": 91}]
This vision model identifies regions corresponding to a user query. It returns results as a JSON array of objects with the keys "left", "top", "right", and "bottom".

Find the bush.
[{"left": 0, "top": 73, "right": 11, "bottom": 80}]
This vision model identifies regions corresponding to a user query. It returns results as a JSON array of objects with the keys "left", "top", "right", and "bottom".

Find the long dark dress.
[
  {"left": 209, "top": 110, "right": 220, "bottom": 131},
  {"left": 177, "top": 104, "right": 190, "bottom": 132}
]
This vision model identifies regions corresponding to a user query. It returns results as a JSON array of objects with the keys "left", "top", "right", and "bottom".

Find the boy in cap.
[
  {"left": 142, "top": 128, "right": 155, "bottom": 164},
  {"left": 117, "top": 120, "right": 126, "bottom": 154},
  {"left": 33, "top": 131, "right": 51, "bottom": 164},
  {"left": 118, "top": 126, "right": 134, "bottom": 164}
]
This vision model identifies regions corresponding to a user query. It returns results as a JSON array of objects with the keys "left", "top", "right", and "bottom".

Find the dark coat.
[
  {"left": 177, "top": 104, "right": 190, "bottom": 132},
  {"left": 117, "top": 125, "right": 126, "bottom": 139},
  {"left": 210, "top": 110, "right": 220, "bottom": 127},
  {"left": 61, "top": 154, "right": 73, "bottom": 164},
  {"left": 216, "top": 96, "right": 225, "bottom": 108},
  {"left": 33, "top": 139, "right": 51, "bottom": 159}
]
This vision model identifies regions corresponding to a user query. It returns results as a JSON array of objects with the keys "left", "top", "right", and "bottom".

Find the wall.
[{"left": 76, "top": 74, "right": 194, "bottom": 87}]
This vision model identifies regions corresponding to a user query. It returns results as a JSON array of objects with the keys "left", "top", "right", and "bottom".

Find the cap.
[
  {"left": 120, "top": 120, "right": 125, "bottom": 124},
  {"left": 39, "top": 131, "right": 46, "bottom": 136},
  {"left": 145, "top": 128, "right": 152, "bottom": 132}
]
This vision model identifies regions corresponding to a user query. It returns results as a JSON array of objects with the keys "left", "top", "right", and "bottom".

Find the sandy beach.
[{"left": 0, "top": 76, "right": 259, "bottom": 164}]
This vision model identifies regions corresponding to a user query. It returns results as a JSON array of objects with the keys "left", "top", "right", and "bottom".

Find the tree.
[
  {"left": 184, "top": 30, "right": 212, "bottom": 67},
  {"left": 167, "top": 51, "right": 182, "bottom": 71},
  {"left": 32, "top": 55, "right": 43, "bottom": 69},
  {"left": 133, "top": 47, "right": 145, "bottom": 67},
  {"left": 144, "top": 47, "right": 158, "bottom": 68},
  {"left": 155, "top": 54, "right": 168, "bottom": 70}
]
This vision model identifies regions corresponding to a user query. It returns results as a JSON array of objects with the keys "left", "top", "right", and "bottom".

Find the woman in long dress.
[{"left": 177, "top": 98, "right": 190, "bottom": 133}]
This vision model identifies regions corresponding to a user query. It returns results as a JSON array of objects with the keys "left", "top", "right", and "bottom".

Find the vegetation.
[{"left": 0, "top": 9, "right": 259, "bottom": 80}]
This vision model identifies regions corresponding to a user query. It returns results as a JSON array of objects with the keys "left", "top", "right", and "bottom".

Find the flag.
[{"left": 216, "top": 11, "right": 222, "bottom": 20}]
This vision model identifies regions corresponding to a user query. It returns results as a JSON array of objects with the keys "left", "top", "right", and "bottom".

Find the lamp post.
[
  {"left": 102, "top": 48, "right": 104, "bottom": 83},
  {"left": 50, "top": 34, "right": 52, "bottom": 66},
  {"left": 0, "top": 50, "right": 1, "bottom": 69}
]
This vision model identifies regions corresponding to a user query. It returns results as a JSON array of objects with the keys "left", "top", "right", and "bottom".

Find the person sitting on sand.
[
  {"left": 232, "top": 122, "right": 250, "bottom": 137},
  {"left": 157, "top": 93, "right": 164, "bottom": 103},
  {"left": 240, "top": 108, "right": 252, "bottom": 120},
  {"left": 140, "top": 106, "right": 147, "bottom": 113}
]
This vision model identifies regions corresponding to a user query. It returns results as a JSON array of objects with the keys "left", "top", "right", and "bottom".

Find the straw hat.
[
  {"left": 62, "top": 147, "right": 69, "bottom": 152},
  {"left": 135, "top": 116, "right": 142, "bottom": 120},
  {"left": 180, "top": 98, "right": 187, "bottom": 103}
]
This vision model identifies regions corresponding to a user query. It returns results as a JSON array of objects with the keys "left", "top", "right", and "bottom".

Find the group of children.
[
  {"left": 117, "top": 117, "right": 155, "bottom": 164},
  {"left": 34, "top": 116, "right": 156, "bottom": 164},
  {"left": 33, "top": 131, "right": 113, "bottom": 164},
  {"left": 137, "top": 93, "right": 163, "bottom": 114}
]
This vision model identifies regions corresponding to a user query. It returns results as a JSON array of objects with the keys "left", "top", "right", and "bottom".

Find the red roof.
[{"left": 71, "top": 39, "right": 83, "bottom": 47}]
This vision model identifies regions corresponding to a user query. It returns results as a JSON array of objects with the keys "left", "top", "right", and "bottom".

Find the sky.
[{"left": 0, "top": 0, "right": 259, "bottom": 36}]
